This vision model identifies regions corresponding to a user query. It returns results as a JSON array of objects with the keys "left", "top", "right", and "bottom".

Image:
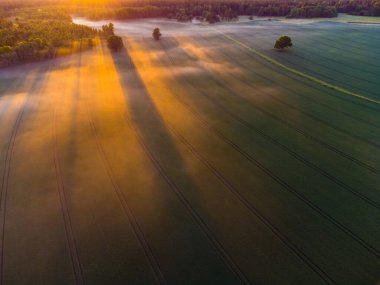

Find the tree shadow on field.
[
  {"left": 109, "top": 42, "right": 241, "bottom": 285},
  {"left": 62, "top": 48, "right": 83, "bottom": 180},
  {"left": 109, "top": 42, "right": 197, "bottom": 196},
  {"left": 110, "top": 44, "right": 200, "bottom": 206}
]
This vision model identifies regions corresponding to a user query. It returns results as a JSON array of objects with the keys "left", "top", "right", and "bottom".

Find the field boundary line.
[{"left": 215, "top": 29, "right": 380, "bottom": 106}]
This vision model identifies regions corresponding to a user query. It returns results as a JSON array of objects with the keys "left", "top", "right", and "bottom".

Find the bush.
[
  {"left": 15, "top": 41, "right": 38, "bottom": 60},
  {"left": 107, "top": 35, "right": 123, "bottom": 51},
  {"left": 274, "top": 36, "right": 293, "bottom": 50},
  {"left": 152, "top": 28, "right": 162, "bottom": 40}
]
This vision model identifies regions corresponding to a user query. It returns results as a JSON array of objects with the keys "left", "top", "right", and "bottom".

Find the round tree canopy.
[
  {"left": 107, "top": 35, "right": 124, "bottom": 51},
  {"left": 153, "top": 28, "right": 162, "bottom": 40},
  {"left": 274, "top": 36, "right": 293, "bottom": 50}
]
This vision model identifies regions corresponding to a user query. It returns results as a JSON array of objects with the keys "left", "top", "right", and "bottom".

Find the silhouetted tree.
[
  {"left": 107, "top": 35, "right": 123, "bottom": 51},
  {"left": 152, "top": 28, "right": 161, "bottom": 40},
  {"left": 102, "top": 23, "right": 115, "bottom": 37},
  {"left": 274, "top": 36, "right": 293, "bottom": 50}
]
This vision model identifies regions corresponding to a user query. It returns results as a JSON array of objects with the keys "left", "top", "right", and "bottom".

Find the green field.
[{"left": 0, "top": 18, "right": 379, "bottom": 284}]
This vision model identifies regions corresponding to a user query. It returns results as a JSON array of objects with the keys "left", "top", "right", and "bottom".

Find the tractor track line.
[
  {"left": 167, "top": 124, "right": 336, "bottom": 285},
  {"left": 84, "top": 108, "right": 168, "bottom": 285},
  {"left": 198, "top": 34, "right": 380, "bottom": 145},
  {"left": 247, "top": 34, "right": 380, "bottom": 87},
  {"left": 51, "top": 53, "right": 85, "bottom": 285},
  {"left": 52, "top": 100, "right": 85, "bottom": 285},
  {"left": 200, "top": 35, "right": 380, "bottom": 130},
  {"left": 167, "top": 36, "right": 380, "bottom": 208},
  {"left": 0, "top": 100, "right": 26, "bottom": 285},
  {"left": 0, "top": 67, "right": 41, "bottom": 206},
  {"left": 187, "top": 35, "right": 380, "bottom": 175},
  {"left": 124, "top": 39, "right": 252, "bottom": 285},
  {"left": 294, "top": 31, "right": 380, "bottom": 61},
  {"left": 159, "top": 40, "right": 380, "bottom": 258},
  {"left": 231, "top": 24, "right": 380, "bottom": 58},
  {"left": 251, "top": 36, "right": 380, "bottom": 100},
  {"left": 167, "top": 86, "right": 380, "bottom": 258},
  {"left": 209, "top": 97, "right": 380, "bottom": 209},
  {"left": 0, "top": 67, "right": 49, "bottom": 285},
  {"left": 86, "top": 50, "right": 168, "bottom": 285},
  {"left": 213, "top": 32, "right": 380, "bottom": 115},
  {"left": 126, "top": 117, "right": 252, "bottom": 285},
  {"left": 244, "top": 24, "right": 380, "bottom": 60},
  {"left": 216, "top": 30, "right": 380, "bottom": 105}
]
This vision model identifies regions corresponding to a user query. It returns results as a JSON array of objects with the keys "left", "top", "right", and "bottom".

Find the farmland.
[{"left": 0, "top": 17, "right": 379, "bottom": 284}]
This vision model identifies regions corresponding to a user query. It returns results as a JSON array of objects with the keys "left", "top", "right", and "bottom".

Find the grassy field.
[{"left": 0, "top": 18, "right": 379, "bottom": 285}]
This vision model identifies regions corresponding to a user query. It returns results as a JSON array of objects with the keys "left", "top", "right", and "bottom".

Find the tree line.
[
  {"left": 0, "top": 8, "right": 99, "bottom": 67},
  {"left": 69, "top": 0, "right": 380, "bottom": 22},
  {"left": 338, "top": 0, "right": 380, "bottom": 16},
  {"left": 1, "top": 0, "right": 380, "bottom": 19},
  {"left": 287, "top": 5, "right": 337, "bottom": 18}
]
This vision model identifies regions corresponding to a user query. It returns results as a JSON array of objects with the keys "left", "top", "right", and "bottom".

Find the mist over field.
[{"left": 0, "top": 1, "right": 380, "bottom": 285}]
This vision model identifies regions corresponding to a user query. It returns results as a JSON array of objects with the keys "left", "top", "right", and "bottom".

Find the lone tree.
[
  {"left": 152, "top": 28, "right": 162, "bottom": 40},
  {"left": 274, "top": 36, "right": 293, "bottom": 50},
  {"left": 107, "top": 35, "right": 124, "bottom": 51}
]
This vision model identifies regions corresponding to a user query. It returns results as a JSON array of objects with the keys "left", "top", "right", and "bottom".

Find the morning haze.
[{"left": 0, "top": 0, "right": 379, "bottom": 284}]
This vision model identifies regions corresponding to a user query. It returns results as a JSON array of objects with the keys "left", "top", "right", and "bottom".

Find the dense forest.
[
  {"left": 74, "top": 2, "right": 338, "bottom": 22},
  {"left": 287, "top": 5, "right": 337, "bottom": 18},
  {"left": 340, "top": 0, "right": 380, "bottom": 15},
  {"left": 69, "top": 0, "right": 379, "bottom": 21},
  {"left": 0, "top": 1, "right": 379, "bottom": 23},
  {"left": 0, "top": 8, "right": 99, "bottom": 67}
]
